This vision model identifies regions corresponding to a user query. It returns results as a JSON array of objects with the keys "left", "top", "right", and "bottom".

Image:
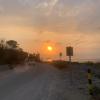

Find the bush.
[{"left": 52, "top": 61, "right": 68, "bottom": 69}]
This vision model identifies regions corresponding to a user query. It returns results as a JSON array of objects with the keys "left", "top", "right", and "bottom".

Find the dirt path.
[{"left": 0, "top": 63, "right": 89, "bottom": 100}]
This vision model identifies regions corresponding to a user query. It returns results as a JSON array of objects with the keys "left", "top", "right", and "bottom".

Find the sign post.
[
  {"left": 66, "top": 46, "right": 74, "bottom": 85},
  {"left": 66, "top": 46, "right": 73, "bottom": 63},
  {"left": 59, "top": 52, "right": 62, "bottom": 61}
]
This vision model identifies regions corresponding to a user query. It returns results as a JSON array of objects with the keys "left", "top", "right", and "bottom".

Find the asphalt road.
[{"left": 0, "top": 63, "right": 89, "bottom": 100}]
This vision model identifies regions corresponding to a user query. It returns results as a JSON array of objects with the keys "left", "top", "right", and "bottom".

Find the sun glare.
[{"left": 47, "top": 46, "right": 53, "bottom": 51}]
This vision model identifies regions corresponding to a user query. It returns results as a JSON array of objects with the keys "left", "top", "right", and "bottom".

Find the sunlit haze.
[{"left": 0, "top": 0, "right": 100, "bottom": 62}]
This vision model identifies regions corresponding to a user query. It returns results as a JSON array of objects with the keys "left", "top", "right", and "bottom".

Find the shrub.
[{"left": 52, "top": 61, "right": 68, "bottom": 69}]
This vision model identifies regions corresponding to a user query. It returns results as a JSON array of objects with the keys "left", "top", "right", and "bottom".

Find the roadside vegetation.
[
  {"left": 51, "top": 60, "right": 100, "bottom": 70},
  {"left": 51, "top": 60, "right": 69, "bottom": 69},
  {"left": 0, "top": 39, "right": 41, "bottom": 69}
]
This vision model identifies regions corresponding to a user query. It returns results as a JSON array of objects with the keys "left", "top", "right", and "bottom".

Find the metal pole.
[
  {"left": 59, "top": 52, "right": 62, "bottom": 61},
  {"left": 69, "top": 56, "right": 71, "bottom": 63},
  {"left": 69, "top": 56, "right": 73, "bottom": 85}
]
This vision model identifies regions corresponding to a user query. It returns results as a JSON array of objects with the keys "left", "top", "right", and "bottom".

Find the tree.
[
  {"left": 6, "top": 40, "right": 19, "bottom": 49},
  {"left": 28, "top": 53, "right": 41, "bottom": 62},
  {"left": 0, "top": 39, "right": 41, "bottom": 69},
  {"left": 0, "top": 39, "right": 6, "bottom": 49},
  {"left": 0, "top": 40, "right": 6, "bottom": 64},
  {"left": 35, "top": 53, "right": 41, "bottom": 62},
  {"left": 0, "top": 40, "right": 28, "bottom": 69}
]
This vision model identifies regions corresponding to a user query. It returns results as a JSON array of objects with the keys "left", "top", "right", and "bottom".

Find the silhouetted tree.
[
  {"left": 35, "top": 53, "right": 41, "bottom": 62},
  {"left": 0, "top": 40, "right": 6, "bottom": 49},
  {"left": 0, "top": 40, "right": 29, "bottom": 69},
  {"left": 0, "top": 40, "right": 6, "bottom": 64},
  {"left": 6, "top": 40, "right": 19, "bottom": 49},
  {"left": 0, "top": 39, "right": 41, "bottom": 69},
  {"left": 28, "top": 53, "right": 41, "bottom": 62}
]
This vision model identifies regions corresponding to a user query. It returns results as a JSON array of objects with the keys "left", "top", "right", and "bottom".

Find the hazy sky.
[{"left": 0, "top": 0, "right": 100, "bottom": 61}]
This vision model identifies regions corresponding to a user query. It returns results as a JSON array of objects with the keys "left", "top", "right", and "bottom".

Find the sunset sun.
[{"left": 47, "top": 46, "right": 53, "bottom": 51}]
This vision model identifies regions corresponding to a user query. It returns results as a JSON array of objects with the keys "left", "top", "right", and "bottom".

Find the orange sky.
[{"left": 0, "top": 0, "right": 100, "bottom": 61}]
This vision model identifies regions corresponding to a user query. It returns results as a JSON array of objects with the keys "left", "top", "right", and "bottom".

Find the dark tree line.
[
  {"left": 28, "top": 53, "right": 41, "bottom": 62},
  {"left": 0, "top": 40, "right": 41, "bottom": 69}
]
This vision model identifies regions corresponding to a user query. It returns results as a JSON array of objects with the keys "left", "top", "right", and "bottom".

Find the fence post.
[{"left": 87, "top": 68, "right": 94, "bottom": 98}]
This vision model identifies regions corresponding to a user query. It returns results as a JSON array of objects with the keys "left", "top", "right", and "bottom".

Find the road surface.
[{"left": 0, "top": 63, "right": 89, "bottom": 100}]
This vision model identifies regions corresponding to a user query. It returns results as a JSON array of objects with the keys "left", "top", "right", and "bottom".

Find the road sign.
[{"left": 66, "top": 47, "right": 73, "bottom": 56}]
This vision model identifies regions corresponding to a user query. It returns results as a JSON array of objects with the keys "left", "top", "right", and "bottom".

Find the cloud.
[
  {"left": 35, "top": 0, "right": 59, "bottom": 16},
  {"left": 74, "top": 0, "right": 100, "bottom": 33},
  {"left": 0, "top": 0, "right": 100, "bottom": 35},
  {"left": 0, "top": 0, "right": 100, "bottom": 60}
]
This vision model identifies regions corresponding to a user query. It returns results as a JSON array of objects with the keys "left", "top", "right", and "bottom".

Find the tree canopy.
[{"left": 0, "top": 39, "right": 41, "bottom": 69}]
